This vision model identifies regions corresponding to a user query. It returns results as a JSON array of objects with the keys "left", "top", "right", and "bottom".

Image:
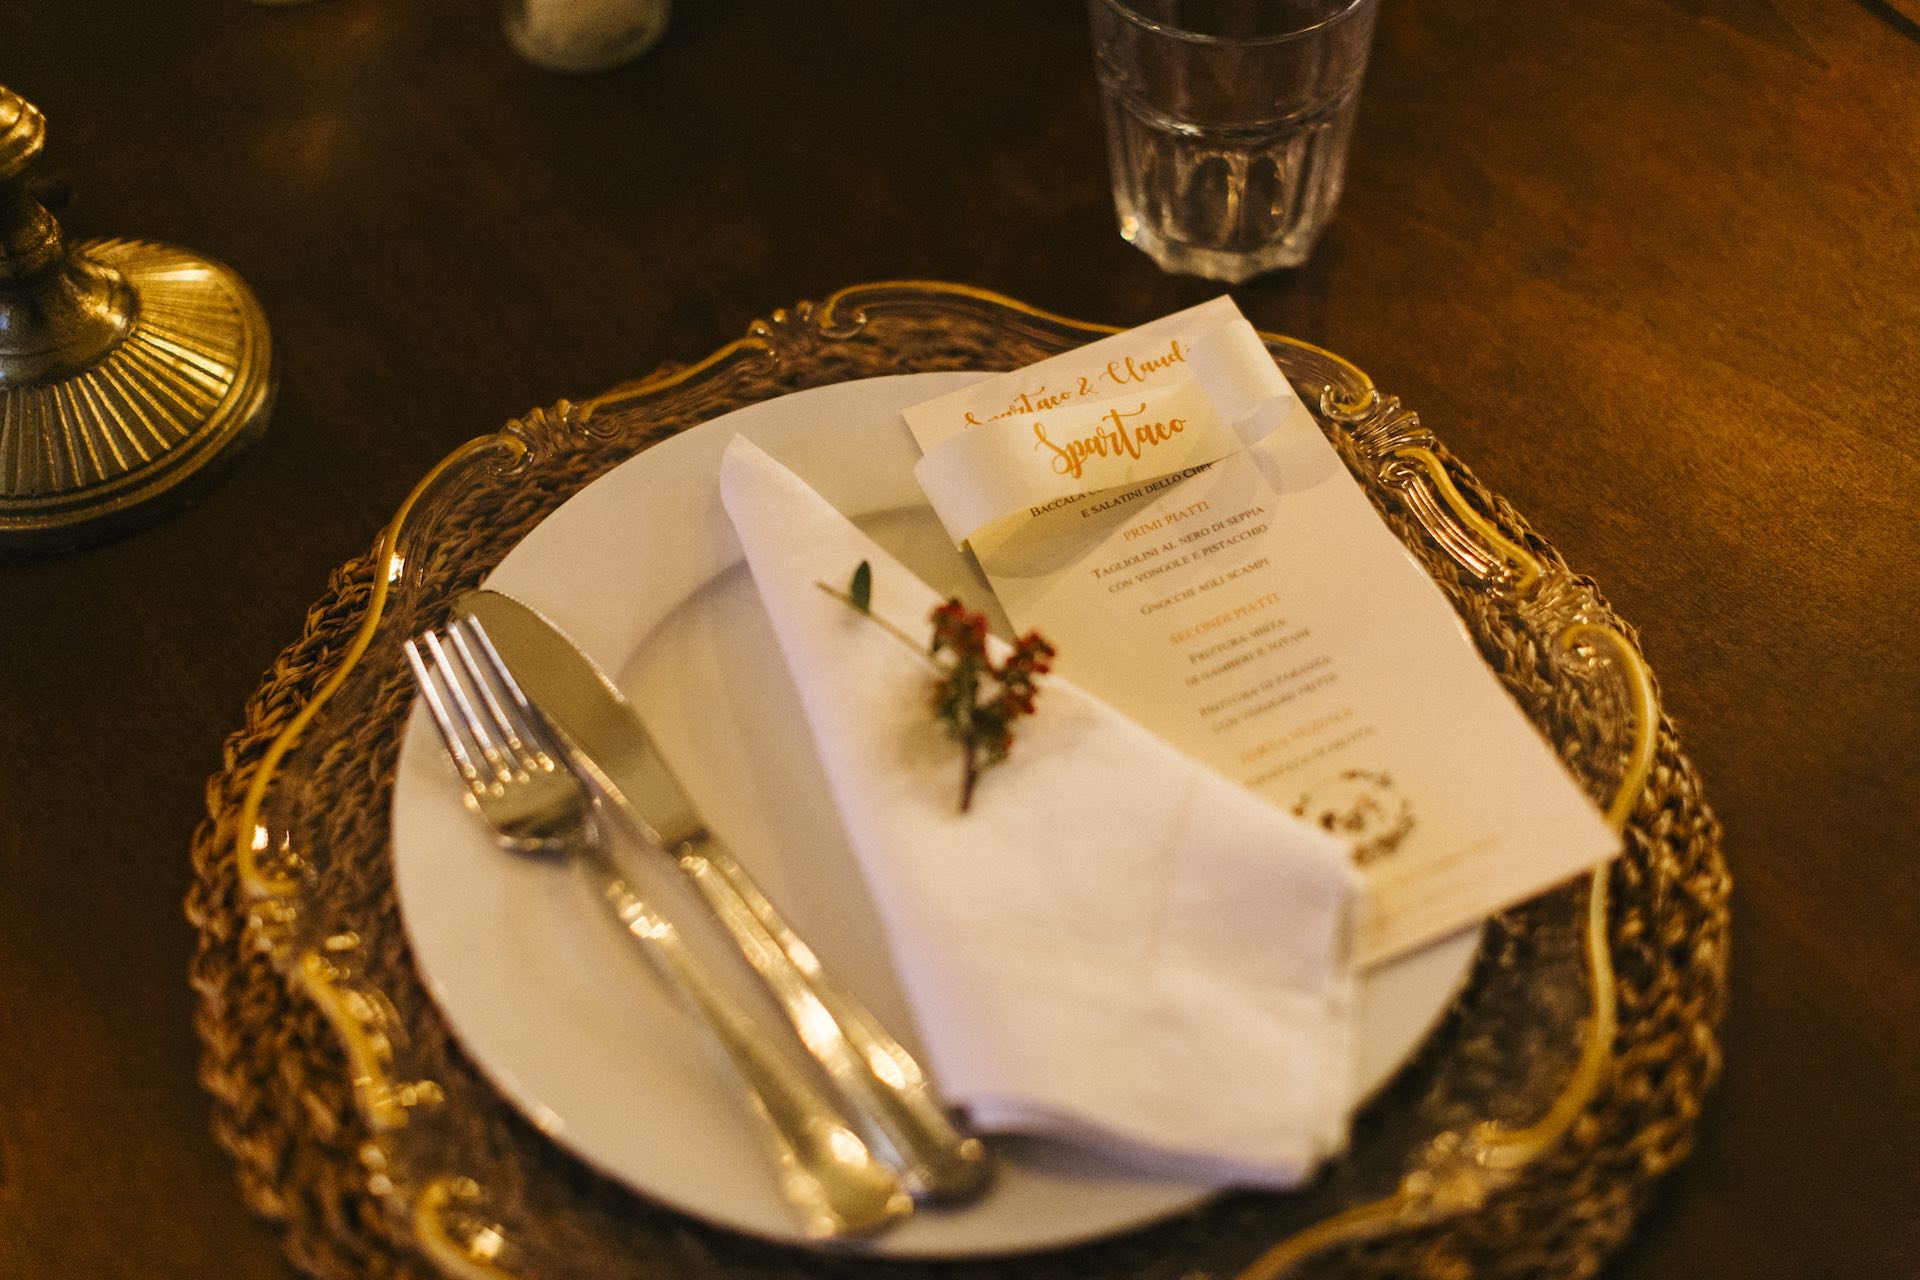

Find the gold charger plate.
[{"left": 189, "top": 281, "right": 1729, "bottom": 1280}]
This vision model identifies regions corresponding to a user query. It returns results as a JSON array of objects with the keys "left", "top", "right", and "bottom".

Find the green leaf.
[{"left": 848, "top": 560, "right": 872, "bottom": 613}]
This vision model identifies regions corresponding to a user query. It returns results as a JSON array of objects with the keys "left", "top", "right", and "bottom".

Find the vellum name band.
[
  {"left": 903, "top": 298, "right": 1618, "bottom": 965},
  {"left": 913, "top": 313, "right": 1297, "bottom": 548}
]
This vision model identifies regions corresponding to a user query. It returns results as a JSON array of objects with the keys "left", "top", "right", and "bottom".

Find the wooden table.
[{"left": 2, "top": 1, "right": 1915, "bottom": 1276}]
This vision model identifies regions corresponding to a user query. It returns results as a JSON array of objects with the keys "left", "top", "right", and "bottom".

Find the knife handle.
[
  {"left": 677, "top": 844, "right": 992, "bottom": 1204},
  {"left": 576, "top": 839, "right": 913, "bottom": 1238}
]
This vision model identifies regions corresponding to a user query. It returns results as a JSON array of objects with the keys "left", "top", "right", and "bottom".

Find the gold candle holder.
[{"left": 0, "top": 86, "right": 275, "bottom": 550}]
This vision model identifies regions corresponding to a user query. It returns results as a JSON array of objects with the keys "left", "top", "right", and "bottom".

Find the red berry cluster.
[{"left": 928, "top": 599, "right": 1057, "bottom": 810}]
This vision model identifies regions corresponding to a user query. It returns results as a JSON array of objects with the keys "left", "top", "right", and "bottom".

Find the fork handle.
[
  {"left": 576, "top": 841, "right": 911, "bottom": 1239},
  {"left": 677, "top": 844, "right": 991, "bottom": 1203}
]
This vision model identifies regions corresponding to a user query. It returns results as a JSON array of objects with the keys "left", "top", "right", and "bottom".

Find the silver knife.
[{"left": 454, "top": 588, "right": 991, "bottom": 1203}]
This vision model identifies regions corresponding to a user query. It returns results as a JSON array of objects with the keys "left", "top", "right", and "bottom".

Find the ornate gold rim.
[
  {"left": 236, "top": 432, "right": 527, "bottom": 898},
  {"left": 579, "top": 279, "right": 1377, "bottom": 424},
  {"left": 415, "top": 1176, "right": 518, "bottom": 1280},
  {"left": 226, "top": 280, "right": 1656, "bottom": 1280},
  {"left": 1232, "top": 472, "right": 1656, "bottom": 1280}
]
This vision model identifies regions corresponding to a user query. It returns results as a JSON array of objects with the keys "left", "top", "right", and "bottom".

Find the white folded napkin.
[{"left": 718, "top": 436, "right": 1364, "bottom": 1186}]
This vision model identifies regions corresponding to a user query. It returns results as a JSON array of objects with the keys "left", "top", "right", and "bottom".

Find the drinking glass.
[{"left": 1087, "top": 0, "right": 1380, "bottom": 281}]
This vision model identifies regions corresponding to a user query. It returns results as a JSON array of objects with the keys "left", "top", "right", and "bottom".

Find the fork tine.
[
  {"left": 449, "top": 618, "right": 555, "bottom": 776},
  {"left": 404, "top": 634, "right": 488, "bottom": 795},
  {"left": 483, "top": 622, "right": 569, "bottom": 759},
  {"left": 424, "top": 628, "right": 516, "bottom": 784}
]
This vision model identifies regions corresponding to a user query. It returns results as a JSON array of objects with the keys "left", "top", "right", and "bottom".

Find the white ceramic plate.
[{"left": 391, "top": 374, "right": 1481, "bottom": 1256}]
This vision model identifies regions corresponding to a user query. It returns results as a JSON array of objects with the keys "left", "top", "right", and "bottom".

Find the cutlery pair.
[{"left": 404, "top": 598, "right": 988, "bottom": 1238}]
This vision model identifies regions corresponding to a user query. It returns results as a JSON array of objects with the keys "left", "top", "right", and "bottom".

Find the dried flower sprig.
[
  {"left": 927, "top": 599, "right": 1056, "bottom": 811},
  {"left": 818, "top": 561, "right": 1055, "bottom": 812}
]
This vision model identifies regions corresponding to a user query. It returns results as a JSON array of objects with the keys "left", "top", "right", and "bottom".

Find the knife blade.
[{"left": 453, "top": 588, "right": 991, "bottom": 1203}]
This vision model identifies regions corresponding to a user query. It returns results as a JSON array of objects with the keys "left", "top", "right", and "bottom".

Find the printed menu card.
[{"left": 902, "top": 299, "right": 1617, "bottom": 965}]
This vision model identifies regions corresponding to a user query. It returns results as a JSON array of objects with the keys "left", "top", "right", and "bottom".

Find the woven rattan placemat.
[{"left": 187, "top": 284, "right": 1729, "bottom": 1280}]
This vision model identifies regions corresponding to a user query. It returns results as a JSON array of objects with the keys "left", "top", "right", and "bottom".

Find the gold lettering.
[{"left": 1105, "top": 339, "right": 1187, "bottom": 387}]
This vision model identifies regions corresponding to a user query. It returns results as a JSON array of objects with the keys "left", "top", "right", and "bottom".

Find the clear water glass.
[{"left": 1088, "top": 0, "right": 1380, "bottom": 281}]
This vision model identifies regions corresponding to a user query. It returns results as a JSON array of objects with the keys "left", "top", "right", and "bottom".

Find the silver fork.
[
  {"left": 404, "top": 617, "right": 913, "bottom": 1240},
  {"left": 453, "top": 587, "right": 990, "bottom": 1204}
]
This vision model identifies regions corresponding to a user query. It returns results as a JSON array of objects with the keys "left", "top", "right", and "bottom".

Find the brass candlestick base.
[{"left": 0, "top": 88, "right": 274, "bottom": 550}]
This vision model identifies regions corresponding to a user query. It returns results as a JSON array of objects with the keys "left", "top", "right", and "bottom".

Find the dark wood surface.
[{"left": 3, "top": 1, "right": 1916, "bottom": 1277}]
